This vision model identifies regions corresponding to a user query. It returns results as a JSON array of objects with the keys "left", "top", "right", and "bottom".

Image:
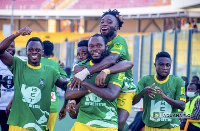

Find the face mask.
[{"left": 187, "top": 92, "right": 196, "bottom": 98}]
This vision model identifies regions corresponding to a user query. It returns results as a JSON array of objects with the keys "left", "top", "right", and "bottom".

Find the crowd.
[{"left": 0, "top": 9, "right": 199, "bottom": 131}]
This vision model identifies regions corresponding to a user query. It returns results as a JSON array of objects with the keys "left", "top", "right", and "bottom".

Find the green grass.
[{"left": 54, "top": 97, "right": 76, "bottom": 131}]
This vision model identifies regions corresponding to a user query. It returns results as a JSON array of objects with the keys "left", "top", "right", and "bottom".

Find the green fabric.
[
  {"left": 184, "top": 95, "right": 200, "bottom": 128},
  {"left": 41, "top": 57, "right": 67, "bottom": 113},
  {"left": 122, "top": 122, "right": 129, "bottom": 131},
  {"left": 7, "top": 56, "right": 60, "bottom": 131},
  {"left": 76, "top": 60, "right": 125, "bottom": 129},
  {"left": 136, "top": 75, "right": 186, "bottom": 128}
]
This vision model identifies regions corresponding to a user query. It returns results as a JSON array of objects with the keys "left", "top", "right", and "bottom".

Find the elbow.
[
  {"left": 108, "top": 97, "right": 116, "bottom": 102},
  {"left": 107, "top": 94, "right": 118, "bottom": 102},
  {"left": 130, "top": 62, "right": 134, "bottom": 68}
]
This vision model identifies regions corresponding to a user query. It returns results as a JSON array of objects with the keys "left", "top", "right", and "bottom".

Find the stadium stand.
[
  {"left": 0, "top": 0, "right": 46, "bottom": 9},
  {"left": 69, "top": 0, "right": 171, "bottom": 9}
]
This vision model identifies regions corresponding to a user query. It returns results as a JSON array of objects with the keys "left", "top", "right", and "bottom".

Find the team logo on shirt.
[
  {"left": 113, "top": 43, "right": 123, "bottom": 50},
  {"left": 38, "top": 79, "right": 45, "bottom": 87},
  {"left": 1, "top": 76, "right": 14, "bottom": 89},
  {"left": 118, "top": 73, "right": 125, "bottom": 82}
]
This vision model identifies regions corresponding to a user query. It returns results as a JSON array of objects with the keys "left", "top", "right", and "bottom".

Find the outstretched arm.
[
  {"left": 71, "top": 53, "right": 119, "bottom": 90},
  {"left": 0, "top": 26, "right": 31, "bottom": 66},
  {"left": 65, "top": 84, "right": 89, "bottom": 100}
]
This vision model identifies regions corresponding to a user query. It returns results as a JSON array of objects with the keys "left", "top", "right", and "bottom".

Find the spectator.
[
  {"left": 180, "top": 83, "right": 200, "bottom": 131},
  {"left": 128, "top": 111, "right": 145, "bottom": 131},
  {"left": 0, "top": 41, "right": 15, "bottom": 131}
]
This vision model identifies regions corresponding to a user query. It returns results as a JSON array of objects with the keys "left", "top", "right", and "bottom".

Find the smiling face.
[
  {"left": 155, "top": 57, "right": 171, "bottom": 78},
  {"left": 77, "top": 46, "right": 88, "bottom": 62},
  {"left": 6, "top": 42, "right": 15, "bottom": 56},
  {"left": 100, "top": 14, "right": 119, "bottom": 39},
  {"left": 26, "top": 41, "right": 43, "bottom": 66},
  {"left": 88, "top": 36, "right": 107, "bottom": 64}
]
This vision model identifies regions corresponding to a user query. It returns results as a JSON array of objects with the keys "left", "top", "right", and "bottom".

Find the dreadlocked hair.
[{"left": 102, "top": 9, "right": 124, "bottom": 30}]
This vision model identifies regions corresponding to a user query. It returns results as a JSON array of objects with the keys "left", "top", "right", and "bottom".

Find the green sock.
[{"left": 122, "top": 122, "right": 129, "bottom": 131}]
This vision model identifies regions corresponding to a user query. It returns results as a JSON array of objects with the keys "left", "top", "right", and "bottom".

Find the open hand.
[{"left": 143, "top": 83, "right": 156, "bottom": 98}]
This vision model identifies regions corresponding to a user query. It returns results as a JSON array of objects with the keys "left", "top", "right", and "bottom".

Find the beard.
[
  {"left": 100, "top": 28, "right": 115, "bottom": 39},
  {"left": 89, "top": 49, "right": 107, "bottom": 64}
]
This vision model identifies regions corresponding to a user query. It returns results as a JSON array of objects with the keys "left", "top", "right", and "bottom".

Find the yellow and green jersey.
[
  {"left": 136, "top": 74, "right": 186, "bottom": 128},
  {"left": 76, "top": 60, "right": 125, "bottom": 129},
  {"left": 7, "top": 56, "right": 60, "bottom": 131},
  {"left": 107, "top": 35, "right": 135, "bottom": 93}
]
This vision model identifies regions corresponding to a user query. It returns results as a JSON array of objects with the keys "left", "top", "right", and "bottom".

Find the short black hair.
[
  {"left": 192, "top": 75, "right": 199, "bottom": 81},
  {"left": 155, "top": 52, "right": 171, "bottom": 62},
  {"left": 102, "top": 9, "right": 124, "bottom": 30},
  {"left": 26, "top": 37, "right": 43, "bottom": 48},
  {"left": 89, "top": 34, "right": 107, "bottom": 46},
  {"left": 78, "top": 40, "right": 88, "bottom": 47},
  {"left": 43, "top": 40, "right": 54, "bottom": 56}
]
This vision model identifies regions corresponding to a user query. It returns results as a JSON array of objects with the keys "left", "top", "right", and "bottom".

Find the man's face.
[
  {"left": 6, "top": 42, "right": 15, "bottom": 56},
  {"left": 100, "top": 14, "right": 118, "bottom": 38},
  {"left": 155, "top": 57, "right": 171, "bottom": 77},
  {"left": 77, "top": 46, "right": 88, "bottom": 62},
  {"left": 88, "top": 36, "right": 107, "bottom": 63},
  {"left": 26, "top": 41, "right": 43, "bottom": 66}
]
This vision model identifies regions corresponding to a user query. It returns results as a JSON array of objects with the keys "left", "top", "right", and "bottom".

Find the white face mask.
[{"left": 187, "top": 92, "right": 196, "bottom": 98}]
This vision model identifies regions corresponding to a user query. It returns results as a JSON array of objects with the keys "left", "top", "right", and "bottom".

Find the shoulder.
[
  {"left": 140, "top": 75, "right": 153, "bottom": 81},
  {"left": 170, "top": 75, "right": 183, "bottom": 82},
  {"left": 78, "top": 58, "right": 91, "bottom": 67}
]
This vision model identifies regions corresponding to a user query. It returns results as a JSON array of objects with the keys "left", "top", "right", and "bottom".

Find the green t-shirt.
[
  {"left": 107, "top": 35, "right": 135, "bottom": 92},
  {"left": 7, "top": 57, "right": 60, "bottom": 131},
  {"left": 76, "top": 60, "right": 125, "bottom": 129},
  {"left": 79, "top": 35, "right": 136, "bottom": 93},
  {"left": 41, "top": 57, "right": 67, "bottom": 113},
  {"left": 136, "top": 75, "right": 186, "bottom": 128}
]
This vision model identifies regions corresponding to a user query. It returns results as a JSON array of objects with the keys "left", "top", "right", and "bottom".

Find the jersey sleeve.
[
  {"left": 59, "top": 67, "right": 67, "bottom": 78},
  {"left": 108, "top": 72, "right": 125, "bottom": 88},
  {"left": 9, "top": 56, "right": 25, "bottom": 74},
  {"left": 175, "top": 77, "right": 186, "bottom": 102},
  {"left": 110, "top": 37, "right": 127, "bottom": 59},
  {"left": 136, "top": 76, "right": 146, "bottom": 95}
]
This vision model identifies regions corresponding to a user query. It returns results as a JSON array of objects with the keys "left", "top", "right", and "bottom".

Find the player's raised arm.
[{"left": 0, "top": 26, "right": 31, "bottom": 66}]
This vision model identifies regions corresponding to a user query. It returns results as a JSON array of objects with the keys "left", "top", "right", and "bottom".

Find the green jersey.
[
  {"left": 77, "top": 60, "right": 125, "bottom": 129},
  {"left": 107, "top": 35, "right": 135, "bottom": 92},
  {"left": 41, "top": 57, "right": 67, "bottom": 113},
  {"left": 136, "top": 75, "right": 186, "bottom": 128},
  {"left": 7, "top": 57, "right": 60, "bottom": 131}
]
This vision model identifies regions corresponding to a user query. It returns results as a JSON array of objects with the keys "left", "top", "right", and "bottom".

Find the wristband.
[
  {"left": 102, "top": 69, "right": 110, "bottom": 75},
  {"left": 74, "top": 68, "right": 90, "bottom": 81},
  {"left": 69, "top": 100, "right": 76, "bottom": 104}
]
